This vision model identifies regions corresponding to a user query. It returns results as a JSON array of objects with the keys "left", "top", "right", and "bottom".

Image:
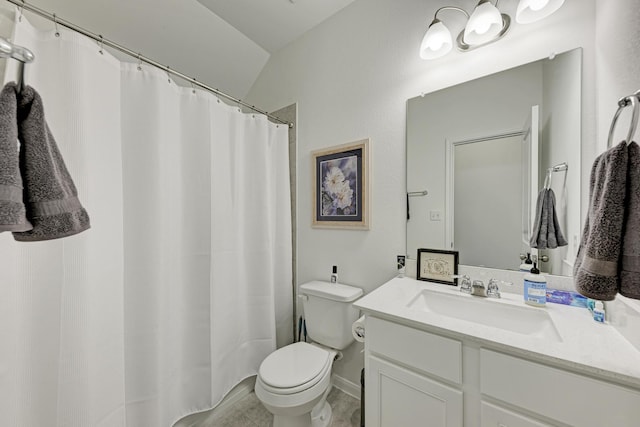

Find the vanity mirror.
[{"left": 406, "top": 48, "right": 582, "bottom": 276}]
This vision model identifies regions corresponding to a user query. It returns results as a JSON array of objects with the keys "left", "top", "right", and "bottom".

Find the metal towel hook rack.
[
  {"left": 543, "top": 162, "right": 568, "bottom": 190},
  {"left": 607, "top": 90, "right": 640, "bottom": 148},
  {"left": 0, "top": 36, "right": 35, "bottom": 93}
]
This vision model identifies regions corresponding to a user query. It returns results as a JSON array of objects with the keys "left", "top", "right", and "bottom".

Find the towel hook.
[
  {"left": 543, "top": 162, "right": 568, "bottom": 190},
  {"left": 0, "top": 37, "right": 35, "bottom": 93},
  {"left": 607, "top": 92, "right": 640, "bottom": 148},
  {"left": 53, "top": 13, "right": 60, "bottom": 37},
  {"left": 18, "top": 0, "right": 24, "bottom": 22}
]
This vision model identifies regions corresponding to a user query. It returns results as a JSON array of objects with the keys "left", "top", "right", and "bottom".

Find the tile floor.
[{"left": 199, "top": 387, "right": 361, "bottom": 427}]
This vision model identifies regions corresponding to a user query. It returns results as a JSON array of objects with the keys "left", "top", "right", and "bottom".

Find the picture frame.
[
  {"left": 311, "top": 139, "right": 369, "bottom": 229},
  {"left": 417, "top": 248, "right": 459, "bottom": 285}
]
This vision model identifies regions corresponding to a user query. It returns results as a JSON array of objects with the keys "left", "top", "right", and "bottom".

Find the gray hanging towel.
[
  {"left": 529, "top": 188, "right": 568, "bottom": 249},
  {"left": 0, "top": 82, "right": 32, "bottom": 232},
  {"left": 529, "top": 189, "right": 548, "bottom": 249},
  {"left": 574, "top": 141, "right": 628, "bottom": 301},
  {"left": 13, "top": 85, "right": 90, "bottom": 241},
  {"left": 620, "top": 141, "right": 640, "bottom": 299}
]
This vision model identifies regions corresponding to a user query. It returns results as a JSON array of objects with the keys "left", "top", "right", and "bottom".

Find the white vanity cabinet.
[
  {"left": 364, "top": 315, "right": 640, "bottom": 427},
  {"left": 368, "top": 356, "right": 463, "bottom": 427},
  {"left": 479, "top": 349, "right": 640, "bottom": 427},
  {"left": 366, "top": 316, "right": 463, "bottom": 427}
]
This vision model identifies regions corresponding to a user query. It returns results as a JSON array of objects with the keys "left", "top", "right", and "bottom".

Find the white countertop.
[{"left": 353, "top": 277, "right": 640, "bottom": 388}]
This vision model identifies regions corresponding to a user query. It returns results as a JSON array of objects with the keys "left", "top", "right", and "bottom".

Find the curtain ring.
[
  {"left": 53, "top": 13, "right": 60, "bottom": 37},
  {"left": 191, "top": 79, "right": 196, "bottom": 94},
  {"left": 98, "top": 35, "right": 104, "bottom": 55},
  {"left": 136, "top": 53, "right": 142, "bottom": 71},
  {"left": 166, "top": 66, "right": 171, "bottom": 84}
]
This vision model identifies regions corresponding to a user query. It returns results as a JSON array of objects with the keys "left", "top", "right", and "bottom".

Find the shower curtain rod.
[{"left": 6, "top": 0, "right": 293, "bottom": 128}]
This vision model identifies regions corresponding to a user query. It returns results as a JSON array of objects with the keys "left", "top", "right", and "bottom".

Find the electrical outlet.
[{"left": 429, "top": 210, "right": 442, "bottom": 221}]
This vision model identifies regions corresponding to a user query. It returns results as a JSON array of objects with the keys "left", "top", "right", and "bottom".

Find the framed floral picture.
[
  {"left": 312, "top": 139, "right": 369, "bottom": 229},
  {"left": 417, "top": 248, "right": 459, "bottom": 285}
]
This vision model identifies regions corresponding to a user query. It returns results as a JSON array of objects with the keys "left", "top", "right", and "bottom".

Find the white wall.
[
  {"left": 247, "top": 0, "right": 597, "bottom": 385},
  {"left": 594, "top": 0, "right": 640, "bottom": 342}
]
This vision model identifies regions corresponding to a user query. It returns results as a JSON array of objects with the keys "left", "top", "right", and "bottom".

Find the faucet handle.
[
  {"left": 452, "top": 274, "right": 472, "bottom": 293},
  {"left": 487, "top": 278, "right": 513, "bottom": 298}
]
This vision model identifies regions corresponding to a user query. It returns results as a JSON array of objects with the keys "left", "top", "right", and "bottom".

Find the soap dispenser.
[
  {"left": 519, "top": 252, "right": 534, "bottom": 272},
  {"left": 330, "top": 265, "right": 338, "bottom": 283},
  {"left": 524, "top": 262, "right": 546, "bottom": 307}
]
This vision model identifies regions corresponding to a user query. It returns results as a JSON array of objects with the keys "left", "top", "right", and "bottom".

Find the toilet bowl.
[
  {"left": 255, "top": 280, "right": 363, "bottom": 427},
  {"left": 255, "top": 342, "right": 336, "bottom": 427}
]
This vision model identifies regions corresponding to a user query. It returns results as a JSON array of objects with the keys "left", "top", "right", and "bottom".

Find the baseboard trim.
[{"left": 332, "top": 374, "right": 361, "bottom": 400}]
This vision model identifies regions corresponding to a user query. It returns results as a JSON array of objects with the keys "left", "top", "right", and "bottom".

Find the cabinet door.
[
  {"left": 367, "top": 355, "right": 463, "bottom": 427},
  {"left": 481, "top": 401, "right": 554, "bottom": 427}
]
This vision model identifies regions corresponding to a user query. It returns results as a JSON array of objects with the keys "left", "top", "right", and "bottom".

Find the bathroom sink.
[{"left": 407, "top": 290, "right": 563, "bottom": 342}]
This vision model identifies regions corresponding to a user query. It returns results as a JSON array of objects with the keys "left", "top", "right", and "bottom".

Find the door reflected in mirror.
[{"left": 406, "top": 48, "right": 582, "bottom": 276}]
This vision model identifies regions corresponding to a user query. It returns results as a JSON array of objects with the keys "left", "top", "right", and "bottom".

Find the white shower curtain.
[{"left": 0, "top": 14, "right": 291, "bottom": 427}]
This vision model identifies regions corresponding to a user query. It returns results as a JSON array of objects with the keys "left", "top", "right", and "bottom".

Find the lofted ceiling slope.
[{"left": 13, "top": 0, "right": 356, "bottom": 98}]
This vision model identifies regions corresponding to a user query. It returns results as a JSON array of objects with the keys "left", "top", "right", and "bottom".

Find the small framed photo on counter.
[{"left": 417, "top": 248, "right": 459, "bottom": 285}]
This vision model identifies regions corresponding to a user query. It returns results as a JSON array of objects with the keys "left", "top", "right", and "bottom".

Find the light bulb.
[
  {"left": 420, "top": 20, "right": 453, "bottom": 60},
  {"left": 464, "top": 1, "right": 503, "bottom": 46},
  {"left": 516, "top": 0, "right": 565, "bottom": 24},
  {"left": 528, "top": 0, "right": 549, "bottom": 11}
]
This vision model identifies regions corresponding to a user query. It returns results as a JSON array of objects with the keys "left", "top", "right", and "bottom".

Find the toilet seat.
[{"left": 258, "top": 342, "right": 332, "bottom": 395}]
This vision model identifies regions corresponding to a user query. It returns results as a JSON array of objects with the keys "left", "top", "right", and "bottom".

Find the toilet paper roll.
[{"left": 352, "top": 316, "right": 365, "bottom": 343}]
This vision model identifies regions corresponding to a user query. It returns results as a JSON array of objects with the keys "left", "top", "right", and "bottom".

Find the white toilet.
[{"left": 255, "top": 280, "right": 363, "bottom": 427}]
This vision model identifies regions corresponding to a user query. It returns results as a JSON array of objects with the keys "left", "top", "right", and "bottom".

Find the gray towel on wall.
[
  {"left": 0, "top": 83, "right": 32, "bottom": 232},
  {"left": 529, "top": 188, "right": 568, "bottom": 249},
  {"left": 13, "top": 85, "right": 90, "bottom": 241},
  {"left": 621, "top": 142, "right": 640, "bottom": 299},
  {"left": 574, "top": 141, "right": 628, "bottom": 301}
]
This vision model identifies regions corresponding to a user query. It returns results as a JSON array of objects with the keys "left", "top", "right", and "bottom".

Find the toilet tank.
[{"left": 300, "top": 281, "right": 363, "bottom": 350}]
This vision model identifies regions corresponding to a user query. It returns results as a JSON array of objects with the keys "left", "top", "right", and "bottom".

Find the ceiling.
[
  {"left": 17, "top": 0, "right": 356, "bottom": 98},
  {"left": 197, "top": 0, "right": 356, "bottom": 53}
]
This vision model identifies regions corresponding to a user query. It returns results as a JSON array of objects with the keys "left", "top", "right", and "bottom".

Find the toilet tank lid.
[{"left": 300, "top": 281, "right": 363, "bottom": 302}]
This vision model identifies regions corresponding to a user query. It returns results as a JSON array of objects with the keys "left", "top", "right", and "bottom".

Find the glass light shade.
[
  {"left": 463, "top": 1, "right": 503, "bottom": 46},
  {"left": 420, "top": 21, "right": 453, "bottom": 60},
  {"left": 516, "top": 0, "right": 565, "bottom": 24}
]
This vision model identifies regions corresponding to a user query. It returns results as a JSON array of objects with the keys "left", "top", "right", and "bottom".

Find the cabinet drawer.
[
  {"left": 480, "top": 349, "right": 640, "bottom": 427},
  {"left": 481, "top": 401, "right": 553, "bottom": 427},
  {"left": 367, "top": 316, "right": 462, "bottom": 384}
]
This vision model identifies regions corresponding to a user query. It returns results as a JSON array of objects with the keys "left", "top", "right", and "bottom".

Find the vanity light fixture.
[{"left": 419, "top": 0, "right": 565, "bottom": 60}]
